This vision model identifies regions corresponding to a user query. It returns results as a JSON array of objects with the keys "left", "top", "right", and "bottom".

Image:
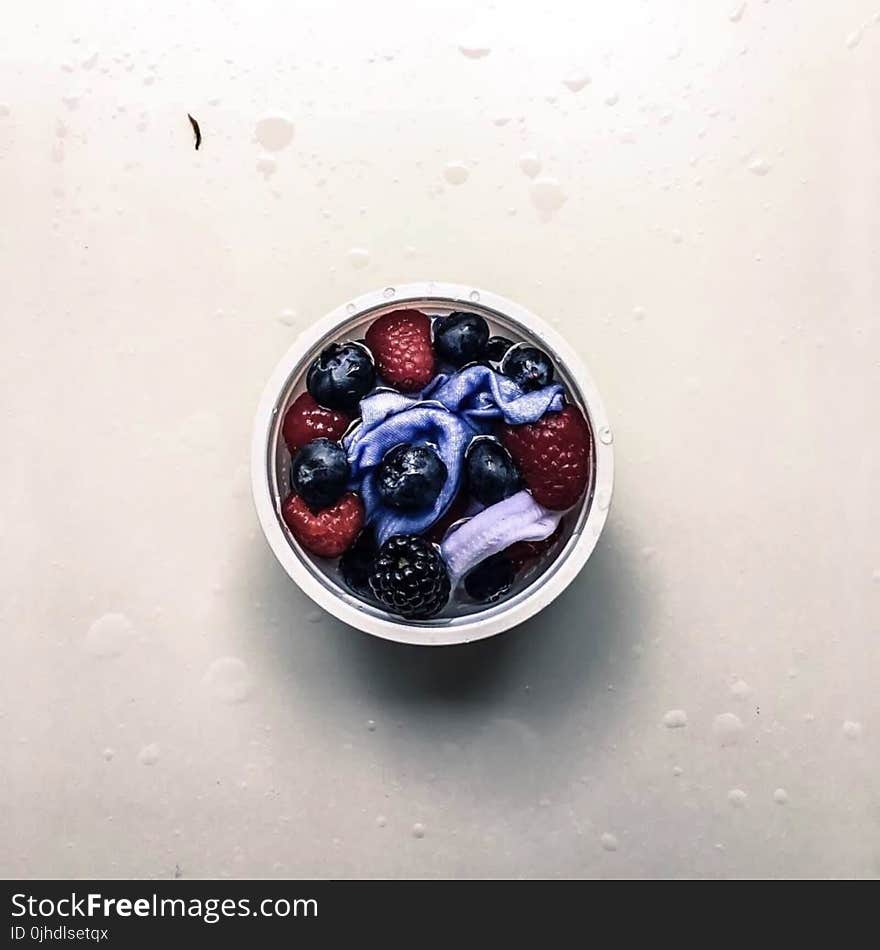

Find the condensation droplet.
[
  {"left": 596, "top": 490, "right": 611, "bottom": 511},
  {"left": 729, "top": 3, "right": 747, "bottom": 23},
  {"left": 443, "top": 161, "right": 469, "bottom": 185},
  {"left": 468, "top": 290, "right": 480, "bottom": 302},
  {"left": 748, "top": 156, "right": 771, "bottom": 176},
  {"left": 203, "top": 657, "right": 253, "bottom": 704},
  {"left": 346, "top": 303, "right": 356, "bottom": 314},
  {"left": 529, "top": 177, "right": 567, "bottom": 217},
  {"left": 307, "top": 610, "right": 324, "bottom": 623},
  {"left": 0, "top": 103, "right": 10, "bottom": 118},
  {"left": 412, "top": 822, "right": 426, "bottom": 838},
  {"left": 138, "top": 743, "right": 160, "bottom": 766},
  {"left": 376, "top": 815, "right": 387, "bottom": 828},
  {"left": 727, "top": 788, "right": 747, "bottom": 807},
  {"left": 383, "top": 287, "right": 396, "bottom": 299},
  {"left": 518, "top": 153, "right": 542, "bottom": 178},
  {"left": 102, "top": 748, "right": 115, "bottom": 762},
  {"left": 730, "top": 679, "right": 752, "bottom": 700},
  {"left": 458, "top": 38, "right": 491, "bottom": 59},
  {"left": 714, "top": 712, "right": 744, "bottom": 747},
  {"left": 254, "top": 113, "right": 295, "bottom": 151},
  {"left": 633, "top": 306, "right": 646, "bottom": 321},
  {"left": 845, "top": 28, "right": 863, "bottom": 49},
  {"left": 84, "top": 613, "right": 136, "bottom": 658},
  {"left": 663, "top": 709, "right": 688, "bottom": 729},
  {"left": 600, "top": 832, "right": 619, "bottom": 852},
  {"left": 773, "top": 788, "right": 789, "bottom": 805},
  {"left": 599, "top": 426, "right": 613, "bottom": 445},
  {"left": 604, "top": 93, "right": 619, "bottom": 107},
  {"left": 672, "top": 765, "right": 683, "bottom": 776},
  {"left": 278, "top": 308, "right": 298, "bottom": 326},
  {"left": 348, "top": 247, "right": 370, "bottom": 269},
  {"left": 562, "top": 73, "right": 591, "bottom": 93},
  {"left": 256, "top": 154, "right": 278, "bottom": 179},
  {"left": 366, "top": 720, "right": 376, "bottom": 732},
  {"left": 843, "top": 720, "right": 863, "bottom": 739}
]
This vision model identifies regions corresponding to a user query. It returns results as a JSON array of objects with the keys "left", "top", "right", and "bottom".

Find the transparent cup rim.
[{"left": 251, "top": 282, "right": 614, "bottom": 646}]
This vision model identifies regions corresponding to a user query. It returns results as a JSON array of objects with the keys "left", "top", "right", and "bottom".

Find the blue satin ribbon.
[{"left": 344, "top": 365, "right": 563, "bottom": 545}]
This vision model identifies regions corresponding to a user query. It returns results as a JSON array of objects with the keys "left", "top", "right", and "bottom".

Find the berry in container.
[{"left": 251, "top": 283, "right": 614, "bottom": 646}]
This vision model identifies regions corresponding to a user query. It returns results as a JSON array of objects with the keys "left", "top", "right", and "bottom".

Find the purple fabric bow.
[{"left": 344, "top": 366, "right": 564, "bottom": 545}]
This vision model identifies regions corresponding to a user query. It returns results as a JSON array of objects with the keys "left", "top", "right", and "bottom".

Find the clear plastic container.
[{"left": 251, "top": 282, "right": 614, "bottom": 646}]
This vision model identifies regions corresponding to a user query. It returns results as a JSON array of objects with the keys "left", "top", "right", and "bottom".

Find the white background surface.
[{"left": 1, "top": 0, "right": 878, "bottom": 879}]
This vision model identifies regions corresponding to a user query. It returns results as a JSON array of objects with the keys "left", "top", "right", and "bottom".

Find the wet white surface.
[{"left": 1, "top": 0, "right": 878, "bottom": 879}]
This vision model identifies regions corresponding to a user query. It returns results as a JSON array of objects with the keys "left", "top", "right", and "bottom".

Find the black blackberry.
[{"left": 368, "top": 535, "right": 451, "bottom": 620}]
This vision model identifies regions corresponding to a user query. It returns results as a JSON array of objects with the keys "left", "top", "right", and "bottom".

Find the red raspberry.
[
  {"left": 365, "top": 309, "right": 436, "bottom": 392},
  {"left": 281, "top": 492, "right": 364, "bottom": 558},
  {"left": 505, "top": 521, "right": 565, "bottom": 571},
  {"left": 500, "top": 405, "right": 593, "bottom": 510},
  {"left": 281, "top": 392, "right": 351, "bottom": 454}
]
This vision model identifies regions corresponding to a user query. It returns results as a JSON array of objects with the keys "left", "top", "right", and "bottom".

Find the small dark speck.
[
  {"left": 174, "top": 863, "right": 182, "bottom": 879},
  {"left": 756, "top": 706, "right": 760, "bottom": 715},
  {"left": 187, "top": 113, "right": 201, "bottom": 150}
]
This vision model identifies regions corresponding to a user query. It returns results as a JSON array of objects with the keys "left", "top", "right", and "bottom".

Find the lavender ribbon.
[
  {"left": 440, "top": 491, "right": 563, "bottom": 584},
  {"left": 344, "top": 366, "right": 564, "bottom": 545}
]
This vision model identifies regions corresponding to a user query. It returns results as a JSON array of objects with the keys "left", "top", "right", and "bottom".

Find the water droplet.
[
  {"left": 412, "top": 822, "right": 426, "bottom": 838},
  {"left": 773, "top": 788, "right": 789, "bottom": 805},
  {"left": 563, "top": 73, "right": 591, "bottom": 93},
  {"left": 138, "top": 743, "right": 160, "bottom": 766},
  {"left": 0, "top": 103, "right": 10, "bottom": 118},
  {"left": 871, "top": 567, "right": 880, "bottom": 583},
  {"left": 596, "top": 490, "right": 611, "bottom": 511},
  {"left": 81, "top": 51, "right": 99, "bottom": 70},
  {"left": 376, "top": 815, "right": 387, "bottom": 828},
  {"left": 671, "top": 229, "right": 683, "bottom": 244},
  {"left": 458, "top": 38, "right": 491, "bottom": 59},
  {"left": 383, "top": 287, "right": 396, "bottom": 299},
  {"left": 278, "top": 308, "right": 297, "bottom": 326},
  {"left": 730, "top": 679, "right": 752, "bottom": 700},
  {"left": 598, "top": 426, "right": 613, "bottom": 445},
  {"left": 345, "top": 303, "right": 356, "bottom": 314},
  {"left": 672, "top": 765, "right": 683, "bottom": 776},
  {"left": 443, "top": 161, "right": 469, "bottom": 185},
  {"left": 492, "top": 115, "right": 511, "bottom": 127},
  {"left": 600, "top": 832, "right": 619, "bottom": 852},
  {"left": 307, "top": 610, "right": 324, "bottom": 623},
  {"left": 633, "top": 306, "right": 646, "bottom": 321},
  {"left": 714, "top": 712, "right": 744, "bottom": 747},
  {"left": 468, "top": 290, "right": 480, "bottom": 302},
  {"left": 727, "top": 788, "right": 747, "bottom": 807},
  {"left": 254, "top": 113, "right": 295, "bottom": 151},
  {"left": 729, "top": 3, "right": 747, "bottom": 23},
  {"left": 203, "top": 657, "right": 253, "bottom": 704},
  {"left": 845, "top": 28, "right": 863, "bottom": 49},
  {"left": 102, "top": 748, "right": 115, "bottom": 762},
  {"left": 663, "top": 709, "right": 688, "bottom": 729},
  {"left": 348, "top": 247, "right": 370, "bottom": 269},
  {"left": 748, "top": 156, "right": 771, "bottom": 176},
  {"left": 843, "top": 720, "right": 863, "bottom": 739},
  {"left": 518, "top": 153, "right": 542, "bottom": 178},
  {"left": 529, "top": 177, "right": 567, "bottom": 217},
  {"left": 61, "top": 94, "right": 80, "bottom": 110},
  {"left": 84, "top": 613, "right": 135, "bottom": 658},
  {"left": 604, "top": 93, "right": 619, "bottom": 107},
  {"left": 366, "top": 720, "right": 377, "bottom": 732},
  {"left": 256, "top": 154, "right": 277, "bottom": 179}
]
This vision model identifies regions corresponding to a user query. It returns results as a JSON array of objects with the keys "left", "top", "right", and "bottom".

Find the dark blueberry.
[
  {"left": 501, "top": 344, "right": 555, "bottom": 391},
  {"left": 465, "top": 438, "right": 520, "bottom": 507},
  {"left": 485, "top": 335, "right": 514, "bottom": 365},
  {"left": 306, "top": 341, "right": 375, "bottom": 413},
  {"left": 464, "top": 553, "right": 516, "bottom": 603},
  {"left": 377, "top": 443, "right": 448, "bottom": 511},
  {"left": 368, "top": 534, "right": 451, "bottom": 619},
  {"left": 339, "top": 529, "right": 378, "bottom": 596},
  {"left": 290, "top": 438, "right": 350, "bottom": 511},
  {"left": 433, "top": 311, "right": 490, "bottom": 367}
]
